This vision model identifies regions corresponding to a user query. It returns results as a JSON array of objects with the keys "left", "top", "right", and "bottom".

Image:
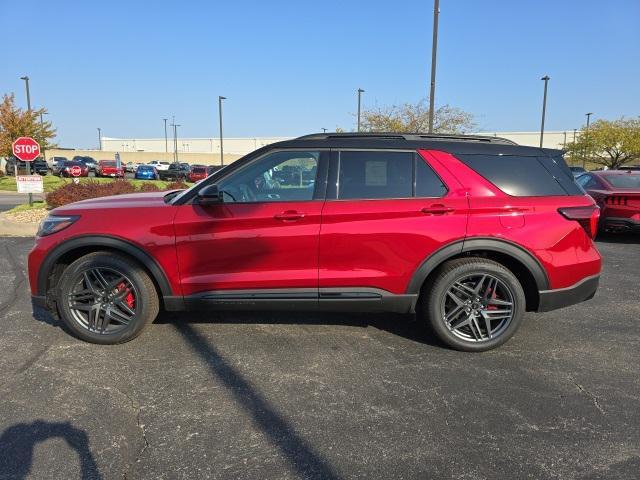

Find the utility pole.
[
  {"left": 428, "top": 0, "right": 440, "bottom": 133},
  {"left": 20, "top": 76, "right": 31, "bottom": 111},
  {"left": 539, "top": 75, "right": 550, "bottom": 148},
  {"left": 218, "top": 96, "right": 226, "bottom": 166},
  {"left": 163, "top": 118, "right": 168, "bottom": 152},
  {"left": 170, "top": 117, "right": 181, "bottom": 163},
  {"left": 97, "top": 128, "right": 102, "bottom": 150},
  {"left": 357, "top": 88, "right": 364, "bottom": 132},
  {"left": 583, "top": 112, "right": 593, "bottom": 169}
]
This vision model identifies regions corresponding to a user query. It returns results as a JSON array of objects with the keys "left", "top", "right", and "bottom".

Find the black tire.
[
  {"left": 420, "top": 257, "right": 526, "bottom": 352},
  {"left": 57, "top": 252, "right": 159, "bottom": 344}
]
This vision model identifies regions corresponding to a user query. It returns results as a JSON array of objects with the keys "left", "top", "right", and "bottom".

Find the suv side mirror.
[{"left": 197, "top": 184, "right": 223, "bottom": 205}]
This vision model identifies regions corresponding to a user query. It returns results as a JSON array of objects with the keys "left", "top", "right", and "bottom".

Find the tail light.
[{"left": 558, "top": 205, "right": 600, "bottom": 239}]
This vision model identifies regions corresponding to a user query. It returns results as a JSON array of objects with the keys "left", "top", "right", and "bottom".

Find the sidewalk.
[{"left": 0, "top": 213, "right": 38, "bottom": 237}]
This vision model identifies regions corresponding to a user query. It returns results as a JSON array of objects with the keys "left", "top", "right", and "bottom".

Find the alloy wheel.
[
  {"left": 441, "top": 273, "right": 515, "bottom": 342},
  {"left": 67, "top": 267, "right": 139, "bottom": 334}
]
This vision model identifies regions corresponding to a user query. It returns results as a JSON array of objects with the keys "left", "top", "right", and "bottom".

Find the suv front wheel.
[
  {"left": 421, "top": 258, "right": 525, "bottom": 352},
  {"left": 57, "top": 252, "right": 160, "bottom": 344}
]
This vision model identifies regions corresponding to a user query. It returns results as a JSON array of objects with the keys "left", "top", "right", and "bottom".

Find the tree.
[
  {"left": 0, "top": 93, "right": 56, "bottom": 157},
  {"left": 564, "top": 117, "right": 640, "bottom": 169},
  {"left": 359, "top": 100, "right": 476, "bottom": 134}
]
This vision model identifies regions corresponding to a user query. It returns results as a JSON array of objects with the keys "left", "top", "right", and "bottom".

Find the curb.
[{"left": 0, "top": 213, "right": 38, "bottom": 237}]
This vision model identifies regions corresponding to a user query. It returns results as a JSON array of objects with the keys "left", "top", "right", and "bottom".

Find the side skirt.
[{"left": 177, "top": 288, "right": 418, "bottom": 314}]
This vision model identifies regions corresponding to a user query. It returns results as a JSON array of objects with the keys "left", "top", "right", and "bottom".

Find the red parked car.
[
  {"left": 188, "top": 165, "right": 208, "bottom": 183},
  {"left": 95, "top": 160, "right": 125, "bottom": 178},
  {"left": 577, "top": 170, "right": 640, "bottom": 232},
  {"left": 29, "top": 133, "right": 601, "bottom": 351}
]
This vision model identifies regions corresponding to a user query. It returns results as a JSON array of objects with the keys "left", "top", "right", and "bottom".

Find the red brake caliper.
[{"left": 116, "top": 281, "right": 135, "bottom": 309}]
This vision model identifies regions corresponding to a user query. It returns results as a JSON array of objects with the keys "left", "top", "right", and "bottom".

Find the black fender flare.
[
  {"left": 37, "top": 235, "right": 173, "bottom": 297},
  {"left": 406, "top": 237, "right": 549, "bottom": 294}
]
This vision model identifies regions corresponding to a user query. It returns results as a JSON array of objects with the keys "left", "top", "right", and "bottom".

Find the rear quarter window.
[{"left": 455, "top": 154, "right": 574, "bottom": 196}]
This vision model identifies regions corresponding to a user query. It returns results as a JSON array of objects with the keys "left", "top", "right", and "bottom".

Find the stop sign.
[
  {"left": 12, "top": 137, "right": 41, "bottom": 162},
  {"left": 70, "top": 165, "right": 82, "bottom": 177}
]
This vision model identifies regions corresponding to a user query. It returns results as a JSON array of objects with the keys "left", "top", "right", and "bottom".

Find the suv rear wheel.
[
  {"left": 57, "top": 252, "right": 159, "bottom": 344},
  {"left": 421, "top": 258, "right": 525, "bottom": 352}
]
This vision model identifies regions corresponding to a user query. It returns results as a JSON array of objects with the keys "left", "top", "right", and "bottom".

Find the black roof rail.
[{"left": 296, "top": 132, "right": 518, "bottom": 145}]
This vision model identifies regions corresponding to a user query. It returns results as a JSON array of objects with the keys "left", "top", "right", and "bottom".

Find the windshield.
[
  {"left": 101, "top": 161, "right": 116, "bottom": 167},
  {"left": 192, "top": 167, "right": 206, "bottom": 173},
  {"left": 603, "top": 175, "right": 640, "bottom": 189}
]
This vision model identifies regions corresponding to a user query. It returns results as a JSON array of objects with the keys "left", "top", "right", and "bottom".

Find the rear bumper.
[
  {"left": 537, "top": 274, "right": 599, "bottom": 312},
  {"left": 603, "top": 216, "right": 640, "bottom": 232}
]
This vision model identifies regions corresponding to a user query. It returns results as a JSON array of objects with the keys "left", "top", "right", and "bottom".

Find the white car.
[
  {"left": 125, "top": 161, "right": 140, "bottom": 173},
  {"left": 148, "top": 160, "right": 170, "bottom": 172}
]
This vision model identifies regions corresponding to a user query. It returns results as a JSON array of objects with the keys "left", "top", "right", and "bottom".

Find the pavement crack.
[
  {"left": 120, "top": 390, "right": 150, "bottom": 480},
  {"left": 571, "top": 378, "right": 606, "bottom": 415}
]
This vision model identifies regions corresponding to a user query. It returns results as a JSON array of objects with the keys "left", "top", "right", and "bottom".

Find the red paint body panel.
[
  {"left": 582, "top": 171, "right": 640, "bottom": 223},
  {"left": 96, "top": 160, "right": 125, "bottom": 177},
  {"left": 173, "top": 201, "right": 323, "bottom": 294}
]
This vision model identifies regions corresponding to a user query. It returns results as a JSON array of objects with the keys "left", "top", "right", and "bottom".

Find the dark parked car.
[
  {"left": 72, "top": 156, "right": 97, "bottom": 172},
  {"left": 134, "top": 165, "right": 159, "bottom": 180},
  {"left": 159, "top": 162, "right": 191, "bottom": 181},
  {"left": 577, "top": 170, "right": 640, "bottom": 232},
  {"left": 29, "top": 132, "right": 601, "bottom": 351},
  {"left": 618, "top": 165, "right": 640, "bottom": 171},
  {"left": 52, "top": 160, "right": 89, "bottom": 177},
  {"left": 5, "top": 157, "right": 48, "bottom": 176},
  {"left": 207, "top": 165, "right": 225, "bottom": 176}
]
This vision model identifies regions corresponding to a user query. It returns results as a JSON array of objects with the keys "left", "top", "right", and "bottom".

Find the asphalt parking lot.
[{"left": 0, "top": 235, "right": 638, "bottom": 479}]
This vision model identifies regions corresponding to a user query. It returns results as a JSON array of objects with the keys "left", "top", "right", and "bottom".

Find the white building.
[{"left": 101, "top": 131, "right": 578, "bottom": 156}]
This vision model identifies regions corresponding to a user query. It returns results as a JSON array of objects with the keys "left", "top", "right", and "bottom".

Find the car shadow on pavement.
[
  {"left": 158, "top": 310, "right": 444, "bottom": 348},
  {"left": 0, "top": 420, "right": 101, "bottom": 480},
  {"left": 596, "top": 231, "right": 639, "bottom": 244},
  {"left": 174, "top": 322, "right": 342, "bottom": 480}
]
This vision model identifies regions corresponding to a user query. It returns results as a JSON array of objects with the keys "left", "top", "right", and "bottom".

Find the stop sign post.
[{"left": 12, "top": 137, "right": 41, "bottom": 206}]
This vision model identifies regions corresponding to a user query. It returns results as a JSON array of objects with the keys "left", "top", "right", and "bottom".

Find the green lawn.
[
  {"left": 5, "top": 201, "right": 47, "bottom": 214},
  {"left": 0, "top": 175, "right": 190, "bottom": 193}
]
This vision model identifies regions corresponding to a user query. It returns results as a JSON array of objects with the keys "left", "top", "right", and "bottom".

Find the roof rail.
[{"left": 296, "top": 132, "right": 518, "bottom": 145}]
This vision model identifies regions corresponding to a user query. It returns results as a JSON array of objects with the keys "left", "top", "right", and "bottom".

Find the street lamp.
[
  {"left": 584, "top": 112, "right": 593, "bottom": 168},
  {"left": 170, "top": 117, "right": 181, "bottom": 163},
  {"left": 357, "top": 88, "right": 364, "bottom": 132},
  {"left": 163, "top": 118, "right": 168, "bottom": 152},
  {"left": 539, "top": 75, "right": 550, "bottom": 148},
  {"left": 218, "top": 96, "right": 226, "bottom": 166},
  {"left": 97, "top": 127, "right": 102, "bottom": 150},
  {"left": 20, "top": 76, "right": 31, "bottom": 111},
  {"left": 321, "top": 128, "right": 327, "bottom": 133},
  {"left": 428, "top": 0, "right": 440, "bottom": 133}
]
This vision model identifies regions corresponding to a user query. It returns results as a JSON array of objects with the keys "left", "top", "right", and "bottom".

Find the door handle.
[
  {"left": 274, "top": 210, "right": 305, "bottom": 221},
  {"left": 421, "top": 204, "right": 454, "bottom": 215}
]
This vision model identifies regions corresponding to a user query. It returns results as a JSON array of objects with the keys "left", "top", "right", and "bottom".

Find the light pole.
[
  {"left": 428, "top": 0, "right": 440, "bottom": 133},
  {"left": 163, "top": 118, "right": 168, "bottom": 152},
  {"left": 97, "top": 128, "right": 102, "bottom": 150},
  {"left": 357, "top": 88, "right": 364, "bottom": 132},
  {"left": 20, "top": 76, "right": 31, "bottom": 111},
  {"left": 218, "top": 96, "right": 226, "bottom": 166},
  {"left": 321, "top": 128, "right": 327, "bottom": 133},
  {"left": 584, "top": 112, "right": 593, "bottom": 168},
  {"left": 170, "top": 118, "right": 181, "bottom": 163},
  {"left": 539, "top": 75, "right": 550, "bottom": 148}
]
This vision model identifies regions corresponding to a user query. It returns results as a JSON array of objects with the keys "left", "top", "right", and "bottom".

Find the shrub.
[
  {"left": 46, "top": 179, "right": 137, "bottom": 208},
  {"left": 139, "top": 182, "right": 160, "bottom": 192},
  {"left": 165, "top": 181, "right": 189, "bottom": 190}
]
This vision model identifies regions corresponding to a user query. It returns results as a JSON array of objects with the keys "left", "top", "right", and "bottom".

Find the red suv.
[
  {"left": 95, "top": 160, "right": 125, "bottom": 178},
  {"left": 29, "top": 133, "right": 601, "bottom": 351}
]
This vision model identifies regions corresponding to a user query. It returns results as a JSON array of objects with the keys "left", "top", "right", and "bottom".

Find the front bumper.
[{"left": 537, "top": 274, "right": 600, "bottom": 312}]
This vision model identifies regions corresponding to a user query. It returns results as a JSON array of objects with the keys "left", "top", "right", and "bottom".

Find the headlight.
[{"left": 37, "top": 215, "right": 79, "bottom": 237}]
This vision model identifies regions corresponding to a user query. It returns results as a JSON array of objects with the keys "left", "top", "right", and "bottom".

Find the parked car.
[
  {"left": 134, "top": 165, "right": 159, "bottom": 180},
  {"left": 159, "top": 162, "right": 190, "bottom": 181},
  {"left": 126, "top": 162, "right": 141, "bottom": 173},
  {"left": 95, "top": 160, "right": 125, "bottom": 178},
  {"left": 5, "top": 156, "right": 48, "bottom": 176},
  {"left": 29, "top": 132, "right": 601, "bottom": 350},
  {"left": 207, "top": 165, "right": 225, "bottom": 176},
  {"left": 72, "top": 156, "right": 97, "bottom": 172},
  {"left": 52, "top": 160, "right": 89, "bottom": 177},
  {"left": 148, "top": 160, "right": 170, "bottom": 172},
  {"left": 576, "top": 170, "right": 640, "bottom": 232},
  {"left": 46, "top": 155, "right": 68, "bottom": 170},
  {"left": 569, "top": 166, "right": 587, "bottom": 177},
  {"left": 188, "top": 165, "right": 208, "bottom": 183}
]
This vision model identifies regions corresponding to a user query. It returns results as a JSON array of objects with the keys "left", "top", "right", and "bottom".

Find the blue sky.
[{"left": 1, "top": 0, "right": 639, "bottom": 148}]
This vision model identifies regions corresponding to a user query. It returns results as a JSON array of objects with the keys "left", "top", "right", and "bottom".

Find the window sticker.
[{"left": 365, "top": 161, "right": 387, "bottom": 186}]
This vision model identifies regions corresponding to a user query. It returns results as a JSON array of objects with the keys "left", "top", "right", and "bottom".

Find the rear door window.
[
  {"left": 338, "top": 151, "right": 413, "bottom": 200},
  {"left": 455, "top": 154, "right": 569, "bottom": 196}
]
